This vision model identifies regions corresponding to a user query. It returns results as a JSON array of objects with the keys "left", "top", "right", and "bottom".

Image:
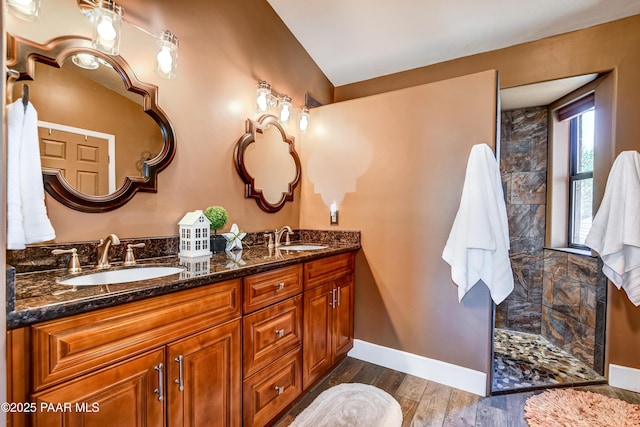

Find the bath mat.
[
  {"left": 290, "top": 383, "right": 402, "bottom": 427},
  {"left": 524, "top": 388, "right": 640, "bottom": 427}
]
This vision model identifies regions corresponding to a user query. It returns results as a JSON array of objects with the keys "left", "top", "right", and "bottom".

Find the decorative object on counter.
[
  {"left": 204, "top": 206, "right": 229, "bottom": 254},
  {"left": 290, "top": 383, "right": 402, "bottom": 427},
  {"left": 178, "top": 210, "right": 212, "bottom": 257},
  {"left": 222, "top": 223, "right": 246, "bottom": 251},
  {"left": 224, "top": 250, "right": 246, "bottom": 270},
  {"left": 179, "top": 254, "right": 211, "bottom": 278}
]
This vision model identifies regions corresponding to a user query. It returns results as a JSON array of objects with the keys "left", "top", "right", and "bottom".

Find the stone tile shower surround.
[
  {"left": 542, "top": 249, "right": 606, "bottom": 373},
  {"left": 496, "top": 107, "right": 548, "bottom": 333}
]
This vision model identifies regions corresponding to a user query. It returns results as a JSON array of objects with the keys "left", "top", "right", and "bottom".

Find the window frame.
[{"left": 566, "top": 97, "right": 595, "bottom": 249}]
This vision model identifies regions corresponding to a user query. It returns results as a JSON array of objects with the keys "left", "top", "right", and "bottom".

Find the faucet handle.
[
  {"left": 264, "top": 233, "right": 274, "bottom": 249},
  {"left": 52, "top": 248, "right": 83, "bottom": 274},
  {"left": 285, "top": 230, "right": 293, "bottom": 245},
  {"left": 124, "top": 243, "right": 145, "bottom": 266}
]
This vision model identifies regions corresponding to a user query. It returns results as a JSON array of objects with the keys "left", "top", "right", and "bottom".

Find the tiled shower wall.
[
  {"left": 496, "top": 106, "right": 605, "bottom": 372},
  {"left": 542, "top": 250, "right": 606, "bottom": 373},
  {"left": 496, "top": 107, "right": 548, "bottom": 334}
]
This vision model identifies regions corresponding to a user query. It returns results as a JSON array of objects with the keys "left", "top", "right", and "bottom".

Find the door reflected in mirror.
[{"left": 13, "top": 60, "right": 163, "bottom": 197}]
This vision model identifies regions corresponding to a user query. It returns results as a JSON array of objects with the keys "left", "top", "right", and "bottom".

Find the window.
[{"left": 568, "top": 103, "right": 595, "bottom": 247}]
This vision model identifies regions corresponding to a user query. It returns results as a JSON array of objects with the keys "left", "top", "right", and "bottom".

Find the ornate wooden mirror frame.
[
  {"left": 234, "top": 114, "right": 301, "bottom": 213},
  {"left": 6, "top": 34, "right": 176, "bottom": 213}
]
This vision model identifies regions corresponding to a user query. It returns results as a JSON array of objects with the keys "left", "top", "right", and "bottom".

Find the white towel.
[
  {"left": 6, "top": 99, "right": 56, "bottom": 249},
  {"left": 585, "top": 151, "right": 640, "bottom": 306},
  {"left": 442, "top": 143, "right": 514, "bottom": 304}
]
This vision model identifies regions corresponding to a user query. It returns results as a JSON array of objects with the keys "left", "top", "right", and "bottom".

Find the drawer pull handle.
[
  {"left": 275, "top": 385, "right": 285, "bottom": 395},
  {"left": 276, "top": 282, "right": 285, "bottom": 290},
  {"left": 337, "top": 287, "right": 341, "bottom": 307},
  {"left": 330, "top": 289, "right": 336, "bottom": 308},
  {"left": 275, "top": 329, "right": 285, "bottom": 338},
  {"left": 174, "top": 355, "right": 184, "bottom": 392},
  {"left": 154, "top": 363, "right": 164, "bottom": 402}
]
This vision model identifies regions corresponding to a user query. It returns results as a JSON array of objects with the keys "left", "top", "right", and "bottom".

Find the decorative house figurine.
[{"left": 178, "top": 210, "right": 212, "bottom": 257}]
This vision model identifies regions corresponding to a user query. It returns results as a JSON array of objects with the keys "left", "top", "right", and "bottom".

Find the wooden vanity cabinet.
[
  {"left": 241, "top": 267, "right": 304, "bottom": 427},
  {"left": 302, "top": 253, "right": 355, "bottom": 389},
  {"left": 8, "top": 279, "right": 242, "bottom": 427}
]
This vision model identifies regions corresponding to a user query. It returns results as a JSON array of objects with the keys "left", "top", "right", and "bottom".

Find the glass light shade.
[
  {"left": 72, "top": 53, "right": 99, "bottom": 70},
  {"left": 299, "top": 107, "right": 310, "bottom": 133},
  {"left": 256, "top": 81, "right": 271, "bottom": 113},
  {"left": 92, "top": 0, "right": 123, "bottom": 55},
  {"left": 155, "top": 31, "right": 179, "bottom": 79},
  {"left": 279, "top": 95, "right": 292, "bottom": 124},
  {"left": 7, "top": 0, "right": 41, "bottom": 21}
]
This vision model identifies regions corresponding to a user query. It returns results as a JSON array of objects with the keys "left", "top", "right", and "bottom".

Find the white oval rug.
[{"left": 290, "top": 383, "right": 403, "bottom": 427}]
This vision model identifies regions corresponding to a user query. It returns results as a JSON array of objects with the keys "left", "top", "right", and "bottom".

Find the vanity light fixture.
[
  {"left": 255, "top": 80, "right": 311, "bottom": 131},
  {"left": 92, "top": 0, "right": 123, "bottom": 55},
  {"left": 155, "top": 30, "right": 179, "bottom": 79},
  {"left": 6, "top": 0, "right": 41, "bottom": 21},
  {"left": 77, "top": 0, "right": 179, "bottom": 79}
]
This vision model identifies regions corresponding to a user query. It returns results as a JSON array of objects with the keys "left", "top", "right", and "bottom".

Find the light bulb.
[
  {"left": 97, "top": 16, "right": 117, "bottom": 41},
  {"left": 7, "top": 0, "right": 40, "bottom": 20},
  {"left": 72, "top": 53, "right": 99, "bottom": 70},
  {"left": 280, "top": 104, "right": 291, "bottom": 122},
  {"left": 279, "top": 95, "right": 292, "bottom": 124},
  {"left": 257, "top": 92, "right": 268, "bottom": 112},
  {"left": 157, "top": 46, "right": 173, "bottom": 74},
  {"left": 299, "top": 107, "right": 309, "bottom": 132}
]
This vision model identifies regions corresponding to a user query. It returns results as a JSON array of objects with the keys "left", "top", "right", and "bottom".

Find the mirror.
[
  {"left": 6, "top": 34, "right": 176, "bottom": 213},
  {"left": 234, "top": 115, "right": 301, "bottom": 213}
]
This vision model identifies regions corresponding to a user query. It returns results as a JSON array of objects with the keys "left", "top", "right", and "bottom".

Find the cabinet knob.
[
  {"left": 275, "top": 329, "right": 285, "bottom": 338},
  {"left": 275, "top": 282, "right": 285, "bottom": 290},
  {"left": 274, "top": 385, "right": 285, "bottom": 395}
]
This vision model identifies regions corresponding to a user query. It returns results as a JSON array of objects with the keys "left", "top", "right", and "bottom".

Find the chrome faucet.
[
  {"left": 274, "top": 226, "right": 293, "bottom": 248},
  {"left": 96, "top": 234, "right": 120, "bottom": 269}
]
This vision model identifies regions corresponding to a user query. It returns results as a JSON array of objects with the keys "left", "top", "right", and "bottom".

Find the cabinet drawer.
[
  {"left": 243, "top": 295, "right": 302, "bottom": 378},
  {"left": 243, "top": 348, "right": 302, "bottom": 427},
  {"left": 243, "top": 265, "right": 302, "bottom": 313},
  {"left": 31, "top": 279, "right": 241, "bottom": 391},
  {"left": 304, "top": 252, "right": 355, "bottom": 290}
]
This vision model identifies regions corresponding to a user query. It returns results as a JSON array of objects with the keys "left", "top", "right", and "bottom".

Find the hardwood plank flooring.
[{"left": 274, "top": 357, "right": 640, "bottom": 427}]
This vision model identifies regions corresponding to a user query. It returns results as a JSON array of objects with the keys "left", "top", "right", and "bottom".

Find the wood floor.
[{"left": 274, "top": 357, "right": 640, "bottom": 427}]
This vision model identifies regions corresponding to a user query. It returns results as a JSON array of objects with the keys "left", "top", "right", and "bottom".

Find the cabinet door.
[
  {"left": 334, "top": 275, "right": 354, "bottom": 360},
  {"left": 167, "top": 319, "right": 241, "bottom": 427},
  {"left": 32, "top": 349, "right": 164, "bottom": 427},
  {"left": 302, "top": 283, "right": 333, "bottom": 389}
]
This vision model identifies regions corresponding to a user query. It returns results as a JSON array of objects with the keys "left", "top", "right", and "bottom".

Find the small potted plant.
[{"left": 204, "top": 206, "right": 229, "bottom": 253}]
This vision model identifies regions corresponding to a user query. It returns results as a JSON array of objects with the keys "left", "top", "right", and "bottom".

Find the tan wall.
[
  {"left": 335, "top": 15, "right": 640, "bottom": 372},
  {"left": 6, "top": 0, "right": 333, "bottom": 242},
  {"left": 300, "top": 70, "right": 498, "bottom": 375}
]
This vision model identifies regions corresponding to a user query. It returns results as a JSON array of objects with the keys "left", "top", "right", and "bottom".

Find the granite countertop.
[{"left": 7, "top": 241, "right": 360, "bottom": 329}]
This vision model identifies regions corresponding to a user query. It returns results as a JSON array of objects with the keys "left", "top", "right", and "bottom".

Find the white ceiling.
[{"left": 267, "top": 0, "right": 640, "bottom": 87}]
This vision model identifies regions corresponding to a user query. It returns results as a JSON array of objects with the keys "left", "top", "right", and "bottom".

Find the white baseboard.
[
  {"left": 608, "top": 364, "right": 640, "bottom": 393},
  {"left": 348, "top": 339, "right": 488, "bottom": 396}
]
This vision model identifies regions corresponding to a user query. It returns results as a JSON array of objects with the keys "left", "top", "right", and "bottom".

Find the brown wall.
[
  {"left": 300, "top": 70, "right": 498, "bottom": 374},
  {"left": 6, "top": 0, "right": 333, "bottom": 242},
  {"left": 335, "top": 15, "right": 640, "bottom": 372}
]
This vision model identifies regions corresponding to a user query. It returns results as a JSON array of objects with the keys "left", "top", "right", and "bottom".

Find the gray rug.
[{"left": 290, "top": 383, "right": 403, "bottom": 427}]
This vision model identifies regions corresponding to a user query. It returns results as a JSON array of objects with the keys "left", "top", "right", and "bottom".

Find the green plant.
[{"left": 204, "top": 206, "right": 229, "bottom": 235}]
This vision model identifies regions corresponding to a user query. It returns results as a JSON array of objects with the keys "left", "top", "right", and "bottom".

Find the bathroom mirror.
[
  {"left": 6, "top": 34, "right": 176, "bottom": 213},
  {"left": 234, "top": 115, "right": 301, "bottom": 213}
]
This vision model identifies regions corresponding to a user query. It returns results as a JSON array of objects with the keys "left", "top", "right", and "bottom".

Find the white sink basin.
[
  {"left": 58, "top": 266, "right": 185, "bottom": 286},
  {"left": 280, "top": 244, "right": 327, "bottom": 251}
]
